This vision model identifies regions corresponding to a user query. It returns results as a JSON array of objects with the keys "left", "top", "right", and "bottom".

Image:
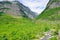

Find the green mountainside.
[
  {"left": 0, "top": 0, "right": 60, "bottom": 40},
  {"left": 37, "top": 7, "right": 60, "bottom": 20},
  {"left": 0, "top": 11, "right": 59, "bottom": 40},
  {"left": 37, "top": 0, "right": 60, "bottom": 21}
]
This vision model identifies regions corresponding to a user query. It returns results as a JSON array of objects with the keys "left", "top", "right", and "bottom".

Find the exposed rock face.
[
  {"left": 17, "top": 1, "right": 37, "bottom": 19},
  {"left": 47, "top": 0, "right": 60, "bottom": 9},
  {"left": 0, "top": 1, "right": 37, "bottom": 19},
  {"left": 5, "top": 1, "right": 22, "bottom": 18}
]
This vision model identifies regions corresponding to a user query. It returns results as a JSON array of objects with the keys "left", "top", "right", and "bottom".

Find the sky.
[{"left": 0, "top": 0, "right": 49, "bottom": 15}]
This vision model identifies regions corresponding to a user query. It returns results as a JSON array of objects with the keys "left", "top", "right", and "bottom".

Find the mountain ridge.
[
  {"left": 37, "top": 0, "right": 60, "bottom": 20},
  {"left": 0, "top": 1, "right": 37, "bottom": 19},
  {"left": 47, "top": 0, "right": 60, "bottom": 9}
]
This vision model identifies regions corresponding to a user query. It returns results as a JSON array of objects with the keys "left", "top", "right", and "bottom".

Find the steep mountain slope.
[
  {"left": 37, "top": 0, "right": 60, "bottom": 21},
  {"left": 47, "top": 0, "right": 60, "bottom": 9},
  {"left": 0, "top": 1, "right": 36, "bottom": 19},
  {"left": 38, "top": 7, "right": 60, "bottom": 20},
  {"left": 17, "top": 1, "right": 37, "bottom": 19}
]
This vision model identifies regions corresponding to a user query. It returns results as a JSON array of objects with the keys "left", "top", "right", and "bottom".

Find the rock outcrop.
[
  {"left": 47, "top": 0, "right": 60, "bottom": 9},
  {"left": 0, "top": 1, "right": 37, "bottom": 19}
]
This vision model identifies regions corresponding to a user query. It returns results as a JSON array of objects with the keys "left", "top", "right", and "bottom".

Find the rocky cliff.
[
  {"left": 0, "top": 1, "right": 37, "bottom": 19},
  {"left": 47, "top": 0, "right": 60, "bottom": 9},
  {"left": 0, "top": 0, "right": 60, "bottom": 19}
]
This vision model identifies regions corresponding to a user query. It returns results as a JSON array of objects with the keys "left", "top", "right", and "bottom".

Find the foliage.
[
  {"left": 49, "top": 36, "right": 57, "bottom": 40},
  {"left": 0, "top": 12, "right": 60, "bottom": 40},
  {"left": 37, "top": 7, "right": 60, "bottom": 20},
  {"left": 0, "top": 1, "right": 60, "bottom": 40}
]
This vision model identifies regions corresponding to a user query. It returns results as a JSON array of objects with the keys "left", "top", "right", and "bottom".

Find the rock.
[
  {"left": 0, "top": 1, "right": 37, "bottom": 19},
  {"left": 47, "top": 0, "right": 60, "bottom": 9},
  {"left": 17, "top": 1, "right": 37, "bottom": 19}
]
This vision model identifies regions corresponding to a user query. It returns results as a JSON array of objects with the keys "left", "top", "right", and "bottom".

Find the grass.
[
  {"left": 0, "top": 7, "right": 60, "bottom": 40},
  {"left": 49, "top": 36, "right": 57, "bottom": 40},
  {"left": 37, "top": 7, "right": 60, "bottom": 20}
]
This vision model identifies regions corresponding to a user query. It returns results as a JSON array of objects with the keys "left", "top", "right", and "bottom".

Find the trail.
[{"left": 33, "top": 30, "right": 54, "bottom": 40}]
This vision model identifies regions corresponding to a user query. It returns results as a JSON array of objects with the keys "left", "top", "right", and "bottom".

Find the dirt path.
[{"left": 33, "top": 30, "right": 54, "bottom": 40}]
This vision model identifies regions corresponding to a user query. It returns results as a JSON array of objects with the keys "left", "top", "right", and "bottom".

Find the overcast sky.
[{"left": 0, "top": 0, "right": 49, "bottom": 15}]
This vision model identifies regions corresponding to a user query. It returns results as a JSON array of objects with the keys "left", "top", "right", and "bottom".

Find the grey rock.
[
  {"left": 47, "top": 0, "right": 60, "bottom": 9},
  {"left": 0, "top": 1, "right": 37, "bottom": 19}
]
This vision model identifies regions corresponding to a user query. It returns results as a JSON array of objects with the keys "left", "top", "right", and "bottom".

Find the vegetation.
[
  {"left": 49, "top": 36, "right": 57, "bottom": 40},
  {"left": 37, "top": 7, "right": 60, "bottom": 20},
  {"left": 0, "top": 0, "right": 60, "bottom": 40},
  {"left": 0, "top": 7, "right": 60, "bottom": 40}
]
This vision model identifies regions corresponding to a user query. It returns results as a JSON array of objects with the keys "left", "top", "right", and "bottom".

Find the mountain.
[
  {"left": 17, "top": 1, "right": 37, "bottom": 19},
  {"left": 0, "top": 0, "right": 60, "bottom": 40},
  {"left": 37, "top": 0, "right": 60, "bottom": 20},
  {"left": 0, "top": 1, "right": 37, "bottom": 19},
  {"left": 47, "top": 0, "right": 60, "bottom": 9}
]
